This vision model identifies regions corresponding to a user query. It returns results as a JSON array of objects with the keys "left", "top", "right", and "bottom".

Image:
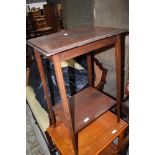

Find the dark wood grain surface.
[
  {"left": 53, "top": 87, "right": 116, "bottom": 133},
  {"left": 27, "top": 26, "right": 126, "bottom": 154},
  {"left": 27, "top": 26, "right": 126, "bottom": 56}
]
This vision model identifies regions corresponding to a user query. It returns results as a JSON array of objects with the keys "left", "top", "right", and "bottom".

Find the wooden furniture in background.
[
  {"left": 94, "top": 57, "right": 107, "bottom": 91},
  {"left": 35, "top": 18, "right": 47, "bottom": 29},
  {"left": 28, "top": 7, "right": 52, "bottom": 37},
  {"left": 27, "top": 26, "right": 126, "bottom": 154},
  {"left": 35, "top": 18, "right": 52, "bottom": 36},
  {"left": 30, "top": 8, "right": 44, "bottom": 18},
  {"left": 43, "top": 4, "right": 60, "bottom": 33},
  {"left": 47, "top": 111, "right": 128, "bottom": 155}
]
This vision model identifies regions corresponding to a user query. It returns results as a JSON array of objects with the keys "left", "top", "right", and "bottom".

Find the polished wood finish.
[
  {"left": 34, "top": 51, "right": 56, "bottom": 126},
  {"left": 27, "top": 26, "right": 126, "bottom": 154},
  {"left": 59, "top": 36, "right": 116, "bottom": 61},
  {"left": 36, "top": 27, "right": 52, "bottom": 35},
  {"left": 100, "top": 134, "right": 129, "bottom": 155},
  {"left": 35, "top": 18, "right": 47, "bottom": 29},
  {"left": 27, "top": 27, "right": 125, "bottom": 57},
  {"left": 53, "top": 86, "right": 116, "bottom": 133},
  {"left": 28, "top": 7, "right": 52, "bottom": 37},
  {"left": 87, "top": 53, "right": 93, "bottom": 86},
  {"left": 117, "top": 129, "right": 125, "bottom": 151},
  {"left": 52, "top": 55, "right": 78, "bottom": 154},
  {"left": 98, "top": 143, "right": 117, "bottom": 155},
  {"left": 118, "top": 134, "right": 129, "bottom": 155},
  {"left": 115, "top": 35, "right": 122, "bottom": 122},
  {"left": 94, "top": 57, "right": 107, "bottom": 91},
  {"left": 26, "top": 57, "right": 110, "bottom": 155},
  {"left": 43, "top": 4, "right": 59, "bottom": 33},
  {"left": 47, "top": 111, "right": 128, "bottom": 155},
  {"left": 26, "top": 68, "right": 30, "bottom": 86}
]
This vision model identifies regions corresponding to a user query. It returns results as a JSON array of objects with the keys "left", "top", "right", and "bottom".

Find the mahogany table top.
[{"left": 27, "top": 26, "right": 126, "bottom": 57}]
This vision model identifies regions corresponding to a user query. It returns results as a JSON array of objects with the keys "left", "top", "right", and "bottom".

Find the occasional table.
[{"left": 27, "top": 26, "right": 126, "bottom": 154}]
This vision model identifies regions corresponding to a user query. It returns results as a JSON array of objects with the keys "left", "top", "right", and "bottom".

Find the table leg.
[
  {"left": 52, "top": 55, "right": 78, "bottom": 155},
  {"left": 34, "top": 50, "right": 56, "bottom": 126},
  {"left": 117, "top": 130, "right": 125, "bottom": 151},
  {"left": 87, "top": 53, "right": 93, "bottom": 86},
  {"left": 115, "top": 35, "right": 122, "bottom": 122}
]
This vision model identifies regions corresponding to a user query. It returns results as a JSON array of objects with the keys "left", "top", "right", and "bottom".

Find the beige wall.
[{"left": 94, "top": 0, "right": 129, "bottom": 97}]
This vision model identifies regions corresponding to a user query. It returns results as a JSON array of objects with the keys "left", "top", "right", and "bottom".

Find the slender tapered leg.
[
  {"left": 51, "top": 55, "right": 78, "bottom": 155},
  {"left": 115, "top": 35, "right": 122, "bottom": 122},
  {"left": 34, "top": 50, "right": 56, "bottom": 126},
  {"left": 87, "top": 53, "right": 93, "bottom": 86},
  {"left": 117, "top": 130, "right": 125, "bottom": 150}
]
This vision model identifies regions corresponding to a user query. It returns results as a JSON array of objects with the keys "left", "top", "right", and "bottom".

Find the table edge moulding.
[{"left": 26, "top": 26, "right": 126, "bottom": 155}]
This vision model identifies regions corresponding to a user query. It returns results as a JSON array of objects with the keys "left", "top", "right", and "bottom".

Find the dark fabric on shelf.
[{"left": 28, "top": 56, "right": 89, "bottom": 112}]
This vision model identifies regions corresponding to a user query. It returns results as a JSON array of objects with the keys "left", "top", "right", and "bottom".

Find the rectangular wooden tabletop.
[
  {"left": 27, "top": 26, "right": 126, "bottom": 57},
  {"left": 47, "top": 111, "right": 128, "bottom": 155}
]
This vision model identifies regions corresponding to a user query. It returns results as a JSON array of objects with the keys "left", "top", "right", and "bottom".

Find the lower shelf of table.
[
  {"left": 53, "top": 86, "right": 116, "bottom": 133},
  {"left": 47, "top": 111, "right": 128, "bottom": 155}
]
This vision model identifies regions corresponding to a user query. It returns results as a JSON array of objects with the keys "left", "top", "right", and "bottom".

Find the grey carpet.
[{"left": 26, "top": 104, "right": 51, "bottom": 155}]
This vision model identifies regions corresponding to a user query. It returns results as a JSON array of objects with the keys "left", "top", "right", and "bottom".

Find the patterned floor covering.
[
  {"left": 26, "top": 104, "right": 128, "bottom": 155},
  {"left": 26, "top": 105, "right": 51, "bottom": 155}
]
